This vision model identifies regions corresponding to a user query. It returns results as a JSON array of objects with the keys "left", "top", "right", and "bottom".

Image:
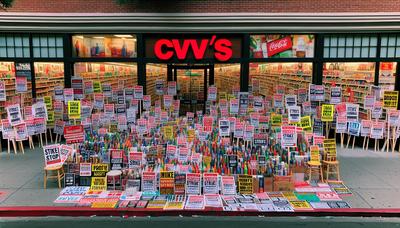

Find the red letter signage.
[{"left": 153, "top": 35, "right": 233, "bottom": 61}]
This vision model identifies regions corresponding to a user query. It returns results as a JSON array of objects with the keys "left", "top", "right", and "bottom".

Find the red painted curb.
[{"left": 0, "top": 207, "right": 400, "bottom": 217}]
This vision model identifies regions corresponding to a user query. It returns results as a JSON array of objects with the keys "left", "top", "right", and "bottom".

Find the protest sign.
[
  {"left": 168, "top": 81, "right": 177, "bottom": 95},
  {"left": 288, "top": 106, "right": 301, "bottom": 123},
  {"left": 285, "top": 95, "right": 297, "bottom": 108},
  {"left": 281, "top": 125, "right": 297, "bottom": 147},
  {"left": 383, "top": 91, "right": 398, "bottom": 109},
  {"left": 346, "top": 103, "right": 359, "bottom": 122},
  {"left": 186, "top": 173, "right": 201, "bottom": 195},
  {"left": 219, "top": 119, "right": 230, "bottom": 137},
  {"left": 43, "top": 144, "right": 61, "bottom": 167},
  {"left": 321, "top": 104, "right": 334, "bottom": 122},
  {"left": 348, "top": 122, "right": 360, "bottom": 136},
  {"left": 330, "top": 87, "right": 342, "bottom": 104},
  {"left": 32, "top": 102, "right": 48, "bottom": 120},
  {"left": 203, "top": 173, "right": 219, "bottom": 194},
  {"left": 90, "top": 177, "right": 107, "bottom": 191},
  {"left": 6, "top": 104, "right": 23, "bottom": 126},
  {"left": 208, "top": 86, "right": 217, "bottom": 101},
  {"left": 68, "top": 100, "right": 81, "bottom": 119},
  {"left": 309, "top": 84, "right": 325, "bottom": 101},
  {"left": 79, "top": 163, "right": 92, "bottom": 176}
]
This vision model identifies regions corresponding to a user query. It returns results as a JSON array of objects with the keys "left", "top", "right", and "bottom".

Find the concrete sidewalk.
[{"left": 0, "top": 145, "right": 400, "bottom": 208}]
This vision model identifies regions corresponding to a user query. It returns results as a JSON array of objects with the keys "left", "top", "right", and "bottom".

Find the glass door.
[{"left": 176, "top": 68, "right": 205, "bottom": 115}]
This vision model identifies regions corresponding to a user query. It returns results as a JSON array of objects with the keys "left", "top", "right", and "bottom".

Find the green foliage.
[{"left": 1, "top": 0, "right": 13, "bottom": 8}]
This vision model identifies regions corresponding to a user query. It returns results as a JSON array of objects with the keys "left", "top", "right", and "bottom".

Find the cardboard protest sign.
[
  {"left": 134, "top": 85, "right": 144, "bottom": 100},
  {"left": 238, "top": 175, "right": 253, "bottom": 194},
  {"left": 372, "top": 101, "right": 383, "bottom": 119},
  {"left": 285, "top": 95, "right": 297, "bottom": 108},
  {"left": 92, "top": 164, "right": 109, "bottom": 177},
  {"left": 6, "top": 104, "right": 23, "bottom": 126},
  {"left": 142, "top": 172, "right": 157, "bottom": 192},
  {"left": 348, "top": 122, "right": 361, "bottom": 136},
  {"left": 203, "top": 173, "right": 219, "bottom": 194},
  {"left": 346, "top": 103, "right": 359, "bottom": 122},
  {"left": 208, "top": 86, "right": 217, "bottom": 101},
  {"left": 160, "top": 171, "right": 175, "bottom": 195},
  {"left": 60, "top": 144, "right": 73, "bottom": 163},
  {"left": 301, "top": 116, "right": 312, "bottom": 131},
  {"left": 68, "top": 100, "right": 81, "bottom": 119},
  {"left": 360, "top": 120, "right": 372, "bottom": 137},
  {"left": 309, "top": 84, "right": 325, "bottom": 102},
  {"left": 388, "top": 110, "right": 400, "bottom": 127},
  {"left": 71, "top": 77, "right": 84, "bottom": 99},
  {"left": 15, "top": 123, "right": 28, "bottom": 141},
  {"left": 219, "top": 119, "right": 230, "bottom": 137},
  {"left": 330, "top": 87, "right": 342, "bottom": 104},
  {"left": 370, "top": 121, "right": 385, "bottom": 139},
  {"left": 336, "top": 116, "right": 347, "bottom": 134},
  {"left": 32, "top": 102, "right": 48, "bottom": 120},
  {"left": 383, "top": 91, "right": 398, "bottom": 109},
  {"left": 229, "top": 98, "right": 239, "bottom": 114},
  {"left": 364, "top": 95, "right": 375, "bottom": 110},
  {"left": 16, "top": 76, "right": 27, "bottom": 93},
  {"left": 43, "top": 144, "right": 61, "bottom": 167},
  {"left": 79, "top": 163, "right": 92, "bottom": 176},
  {"left": 90, "top": 177, "right": 107, "bottom": 191},
  {"left": 288, "top": 106, "right": 301, "bottom": 123},
  {"left": 273, "top": 94, "right": 284, "bottom": 108},
  {"left": 221, "top": 176, "right": 236, "bottom": 195},
  {"left": 281, "top": 125, "right": 297, "bottom": 147},
  {"left": 186, "top": 173, "right": 201, "bottom": 195},
  {"left": 321, "top": 104, "right": 334, "bottom": 122}
]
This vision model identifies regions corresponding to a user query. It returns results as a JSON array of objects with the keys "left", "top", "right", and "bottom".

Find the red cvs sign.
[{"left": 154, "top": 35, "right": 232, "bottom": 61}]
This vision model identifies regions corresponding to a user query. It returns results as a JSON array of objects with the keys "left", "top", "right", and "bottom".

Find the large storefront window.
[
  {"left": 249, "top": 62, "right": 313, "bottom": 97},
  {"left": 34, "top": 62, "right": 64, "bottom": 98},
  {"left": 250, "top": 34, "right": 315, "bottom": 58},
  {"left": 379, "top": 62, "right": 397, "bottom": 94},
  {"left": 323, "top": 62, "right": 375, "bottom": 119},
  {"left": 72, "top": 35, "right": 137, "bottom": 58},
  {"left": 0, "top": 34, "right": 30, "bottom": 58},
  {"left": 0, "top": 62, "right": 32, "bottom": 118},
  {"left": 74, "top": 62, "right": 138, "bottom": 90},
  {"left": 215, "top": 64, "right": 240, "bottom": 95}
]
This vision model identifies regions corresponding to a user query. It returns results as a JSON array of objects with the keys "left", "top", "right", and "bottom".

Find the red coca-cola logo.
[{"left": 267, "top": 36, "right": 292, "bottom": 57}]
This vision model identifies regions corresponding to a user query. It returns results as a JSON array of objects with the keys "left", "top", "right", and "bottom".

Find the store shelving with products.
[
  {"left": 249, "top": 63, "right": 312, "bottom": 97},
  {"left": 215, "top": 64, "right": 240, "bottom": 95},
  {"left": 34, "top": 62, "right": 64, "bottom": 99},
  {"left": 323, "top": 62, "right": 375, "bottom": 119},
  {"left": 0, "top": 62, "right": 32, "bottom": 118},
  {"left": 146, "top": 63, "right": 167, "bottom": 101},
  {"left": 177, "top": 69, "right": 204, "bottom": 101},
  {"left": 74, "top": 62, "right": 137, "bottom": 91}
]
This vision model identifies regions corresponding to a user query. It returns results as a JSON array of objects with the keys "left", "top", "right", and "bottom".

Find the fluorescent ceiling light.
[
  {"left": 75, "top": 36, "right": 84, "bottom": 39},
  {"left": 93, "top": 36, "right": 104, "bottom": 39},
  {"left": 114, "top": 35, "right": 133, "bottom": 38}
]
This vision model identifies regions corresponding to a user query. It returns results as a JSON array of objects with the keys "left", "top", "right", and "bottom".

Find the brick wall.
[{"left": 4, "top": 0, "right": 400, "bottom": 13}]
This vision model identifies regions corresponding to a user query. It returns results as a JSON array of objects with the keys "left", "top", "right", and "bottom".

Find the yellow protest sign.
[
  {"left": 219, "top": 92, "right": 227, "bottom": 100},
  {"left": 383, "top": 91, "right": 399, "bottom": 109},
  {"left": 289, "top": 200, "right": 313, "bottom": 210},
  {"left": 44, "top": 96, "right": 52, "bottom": 110},
  {"left": 271, "top": 113, "right": 282, "bottom": 126},
  {"left": 93, "top": 81, "right": 102, "bottom": 93},
  {"left": 91, "top": 201, "right": 118, "bottom": 208},
  {"left": 321, "top": 104, "right": 334, "bottom": 122},
  {"left": 164, "top": 126, "right": 174, "bottom": 140},
  {"left": 309, "top": 145, "right": 320, "bottom": 163},
  {"left": 187, "top": 129, "right": 195, "bottom": 142},
  {"left": 68, "top": 100, "right": 81, "bottom": 119},
  {"left": 90, "top": 177, "right": 107, "bottom": 191},
  {"left": 323, "top": 139, "right": 337, "bottom": 156},
  {"left": 301, "top": 116, "right": 312, "bottom": 130},
  {"left": 47, "top": 111, "right": 54, "bottom": 126}
]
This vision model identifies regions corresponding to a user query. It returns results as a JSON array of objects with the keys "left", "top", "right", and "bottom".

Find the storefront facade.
[{"left": 0, "top": 13, "right": 400, "bottom": 117}]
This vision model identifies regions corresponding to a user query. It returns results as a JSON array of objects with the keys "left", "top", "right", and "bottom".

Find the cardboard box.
[
  {"left": 273, "top": 174, "right": 294, "bottom": 191},
  {"left": 252, "top": 176, "right": 273, "bottom": 193}
]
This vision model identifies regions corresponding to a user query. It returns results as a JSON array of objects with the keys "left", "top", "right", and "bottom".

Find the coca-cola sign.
[{"left": 267, "top": 36, "right": 292, "bottom": 57}]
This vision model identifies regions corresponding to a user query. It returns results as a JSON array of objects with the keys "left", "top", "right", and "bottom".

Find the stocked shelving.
[
  {"left": 215, "top": 64, "right": 240, "bottom": 95},
  {"left": 34, "top": 62, "right": 64, "bottom": 99},
  {"left": 0, "top": 62, "right": 32, "bottom": 119},
  {"left": 250, "top": 63, "right": 312, "bottom": 97},
  {"left": 74, "top": 62, "right": 137, "bottom": 91},
  {"left": 146, "top": 63, "right": 167, "bottom": 102}
]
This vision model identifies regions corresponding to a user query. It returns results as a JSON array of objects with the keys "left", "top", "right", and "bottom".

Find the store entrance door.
[{"left": 169, "top": 64, "right": 212, "bottom": 115}]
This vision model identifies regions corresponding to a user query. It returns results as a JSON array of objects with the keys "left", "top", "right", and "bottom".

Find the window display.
[
  {"left": 323, "top": 62, "right": 375, "bottom": 119},
  {"left": 0, "top": 62, "right": 32, "bottom": 118},
  {"left": 72, "top": 35, "right": 137, "bottom": 58},
  {"left": 215, "top": 64, "right": 240, "bottom": 95},
  {"left": 379, "top": 62, "right": 397, "bottom": 94},
  {"left": 250, "top": 63, "right": 313, "bottom": 97},
  {"left": 250, "top": 35, "right": 314, "bottom": 58},
  {"left": 34, "top": 62, "right": 64, "bottom": 98},
  {"left": 74, "top": 62, "right": 137, "bottom": 91}
]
